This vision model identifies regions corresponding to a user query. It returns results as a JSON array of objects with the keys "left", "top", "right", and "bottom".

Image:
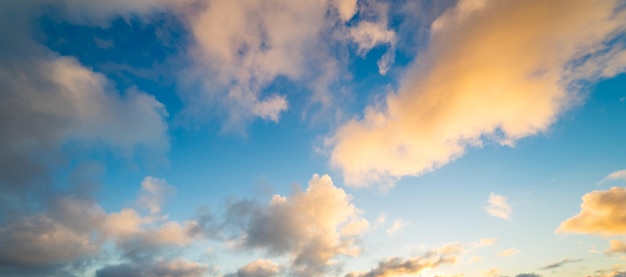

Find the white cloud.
[
  {"left": 227, "top": 174, "right": 368, "bottom": 276},
  {"left": 485, "top": 193, "right": 512, "bottom": 219},
  {"left": 328, "top": 0, "right": 626, "bottom": 187}
]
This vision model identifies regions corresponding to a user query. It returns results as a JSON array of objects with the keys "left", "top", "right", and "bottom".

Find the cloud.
[
  {"left": 482, "top": 268, "right": 501, "bottom": 277},
  {"left": 0, "top": 177, "right": 203, "bottom": 274},
  {"left": 497, "top": 248, "right": 520, "bottom": 257},
  {"left": 588, "top": 264, "right": 626, "bottom": 277},
  {"left": 557, "top": 187, "right": 626, "bottom": 236},
  {"left": 224, "top": 259, "right": 281, "bottom": 277},
  {"left": 477, "top": 238, "right": 497, "bottom": 247},
  {"left": 385, "top": 219, "right": 407, "bottom": 236},
  {"left": 602, "top": 170, "right": 626, "bottom": 183},
  {"left": 516, "top": 274, "right": 541, "bottom": 277},
  {"left": 225, "top": 174, "right": 368, "bottom": 276},
  {"left": 328, "top": 0, "right": 626, "bottom": 187},
  {"left": 137, "top": 177, "right": 175, "bottom": 215},
  {"left": 485, "top": 193, "right": 512, "bottom": 219},
  {"left": 95, "top": 258, "right": 208, "bottom": 277},
  {"left": 0, "top": 1, "right": 169, "bottom": 196},
  {"left": 468, "top": 255, "right": 483, "bottom": 263},
  {"left": 607, "top": 240, "right": 626, "bottom": 254},
  {"left": 540, "top": 258, "right": 582, "bottom": 270},
  {"left": 344, "top": 243, "right": 463, "bottom": 277},
  {"left": 179, "top": 0, "right": 354, "bottom": 132}
]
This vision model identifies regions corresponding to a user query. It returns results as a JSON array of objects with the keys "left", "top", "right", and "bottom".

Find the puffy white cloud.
[
  {"left": 485, "top": 193, "right": 511, "bottom": 219},
  {"left": 181, "top": 0, "right": 350, "bottom": 131},
  {"left": 226, "top": 174, "right": 368, "bottom": 276},
  {"left": 557, "top": 187, "right": 626, "bottom": 236},
  {"left": 328, "top": 0, "right": 626, "bottom": 187},
  {"left": 344, "top": 243, "right": 463, "bottom": 277}
]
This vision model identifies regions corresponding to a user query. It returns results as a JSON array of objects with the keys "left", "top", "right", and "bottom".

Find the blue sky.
[{"left": 1, "top": 0, "right": 626, "bottom": 277}]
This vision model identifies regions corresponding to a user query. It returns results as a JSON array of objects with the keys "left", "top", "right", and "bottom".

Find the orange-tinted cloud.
[
  {"left": 557, "top": 187, "right": 626, "bottom": 236},
  {"left": 329, "top": 0, "right": 626, "bottom": 187}
]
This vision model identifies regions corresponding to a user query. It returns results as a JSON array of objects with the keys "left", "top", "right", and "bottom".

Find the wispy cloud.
[
  {"left": 497, "top": 248, "right": 520, "bottom": 257},
  {"left": 540, "top": 258, "right": 582, "bottom": 270},
  {"left": 386, "top": 219, "right": 408, "bottom": 236},
  {"left": 486, "top": 193, "right": 512, "bottom": 219},
  {"left": 345, "top": 243, "right": 463, "bottom": 277}
]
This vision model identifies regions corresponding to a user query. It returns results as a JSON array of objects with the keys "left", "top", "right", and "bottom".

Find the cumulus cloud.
[
  {"left": 607, "top": 240, "right": 626, "bottom": 254},
  {"left": 344, "top": 243, "right": 463, "bottom": 277},
  {"left": 225, "top": 174, "right": 368, "bottom": 276},
  {"left": 540, "top": 258, "right": 582, "bottom": 270},
  {"left": 137, "top": 177, "right": 175, "bottom": 215},
  {"left": 96, "top": 258, "right": 208, "bottom": 277},
  {"left": 497, "top": 248, "right": 520, "bottom": 257},
  {"left": 329, "top": 0, "right": 626, "bottom": 187},
  {"left": 224, "top": 259, "right": 281, "bottom": 277},
  {"left": 0, "top": 177, "right": 203, "bottom": 274},
  {"left": 0, "top": 1, "right": 169, "bottom": 197},
  {"left": 557, "top": 187, "right": 626, "bottom": 236},
  {"left": 180, "top": 0, "right": 355, "bottom": 132},
  {"left": 485, "top": 193, "right": 512, "bottom": 219}
]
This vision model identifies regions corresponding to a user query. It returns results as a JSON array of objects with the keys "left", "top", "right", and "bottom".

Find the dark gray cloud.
[
  {"left": 540, "top": 258, "right": 582, "bottom": 270},
  {"left": 96, "top": 259, "right": 208, "bottom": 277}
]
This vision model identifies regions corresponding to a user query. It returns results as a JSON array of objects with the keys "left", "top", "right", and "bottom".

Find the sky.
[{"left": 1, "top": 0, "right": 626, "bottom": 276}]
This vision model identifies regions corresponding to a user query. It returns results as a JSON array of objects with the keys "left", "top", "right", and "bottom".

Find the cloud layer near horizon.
[{"left": 329, "top": 0, "right": 626, "bottom": 187}]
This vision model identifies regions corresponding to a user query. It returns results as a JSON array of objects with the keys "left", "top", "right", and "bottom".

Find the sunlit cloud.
[
  {"left": 607, "top": 240, "right": 626, "bottom": 255},
  {"left": 345, "top": 243, "right": 463, "bottom": 277},
  {"left": 557, "top": 187, "right": 626, "bottom": 235},
  {"left": 224, "top": 259, "right": 281, "bottom": 277},
  {"left": 329, "top": 0, "right": 626, "bottom": 187},
  {"left": 224, "top": 174, "right": 368, "bottom": 276}
]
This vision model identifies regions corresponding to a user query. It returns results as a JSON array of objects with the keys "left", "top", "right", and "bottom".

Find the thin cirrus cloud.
[
  {"left": 328, "top": 0, "right": 626, "bottom": 187},
  {"left": 601, "top": 169, "right": 626, "bottom": 184},
  {"left": 497, "top": 248, "right": 520, "bottom": 257},
  {"left": 485, "top": 193, "right": 512, "bottom": 219}
]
